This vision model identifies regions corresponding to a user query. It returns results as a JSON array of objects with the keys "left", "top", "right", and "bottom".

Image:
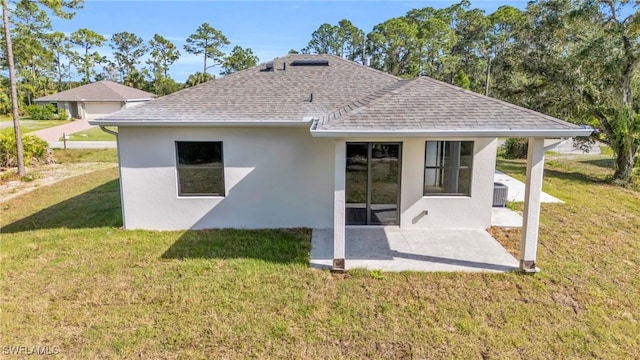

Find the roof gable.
[{"left": 35, "top": 81, "right": 155, "bottom": 102}]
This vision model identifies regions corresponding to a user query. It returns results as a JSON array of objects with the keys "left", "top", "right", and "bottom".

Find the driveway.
[{"left": 31, "top": 119, "right": 95, "bottom": 142}]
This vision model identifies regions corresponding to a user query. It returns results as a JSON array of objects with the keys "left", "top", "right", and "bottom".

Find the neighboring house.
[
  {"left": 90, "top": 54, "right": 591, "bottom": 272},
  {"left": 35, "top": 80, "right": 155, "bottom": 120}
]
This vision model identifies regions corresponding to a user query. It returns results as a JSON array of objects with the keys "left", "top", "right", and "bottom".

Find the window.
[
  {"left": 175, "top": 141, "right": 224, "bottom": 196},
  {"left": 424, "top": 141, "right": 473, "bottom": 196}
]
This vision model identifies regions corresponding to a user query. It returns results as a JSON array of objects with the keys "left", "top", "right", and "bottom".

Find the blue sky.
[{"left": 50, "top": 1, "right": 532, "bottom": 82}]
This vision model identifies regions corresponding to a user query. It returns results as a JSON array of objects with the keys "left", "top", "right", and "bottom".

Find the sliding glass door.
[{"left": 345, "top": 143, "right": 401, "bottom": 225}]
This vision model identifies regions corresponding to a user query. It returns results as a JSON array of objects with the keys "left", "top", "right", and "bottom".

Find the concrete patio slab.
[
  {"left": 311, "top": 227, "right": 519, "bottom": 272},
  {"left": 491, "top": 207, "right": 523, "bottom": 228},
  {"left": 494, "top": 171, "right": 563, "bottom": 203}
]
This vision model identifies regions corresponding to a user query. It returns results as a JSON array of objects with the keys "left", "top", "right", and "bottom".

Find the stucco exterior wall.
[
  {"left": 118, "top": 126, "right": 336, "bottom": 230},
  {"left": 118, "top": 129, "right": 497, "bottom": 231},
  {"left": 400, "top": 137, "right": 497, "bottom": 229}
]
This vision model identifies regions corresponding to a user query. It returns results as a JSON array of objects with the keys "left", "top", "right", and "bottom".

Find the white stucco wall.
[
  {"left": 118, "top": 126, "right": 336, "bottom": 230},
  {"left": 400, "top": 137, "right": 497, "bottom": 229},
  {"left": 83, "top": 102, "right": 123, "bottom": 120},
  {"left": 118, "top": 129, "right": 497, "bottom": 231}
]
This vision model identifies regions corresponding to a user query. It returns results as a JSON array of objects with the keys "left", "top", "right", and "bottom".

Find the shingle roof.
[
  {"left": 91, "top": 54, "right": 590, "bottom": 137},
  {"left": 315, "top": 76, "right": 584, "bottom": 132},
  {"left": 96, "top": 54, "right": 399, "bottom": 123},
  {"left": 35, "top": 81, "right": 155, "bottom": 102}
]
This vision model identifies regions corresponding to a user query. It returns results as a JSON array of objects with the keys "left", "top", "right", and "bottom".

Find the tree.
[
  {"left": 44, "top": 31, "right": 72, "bottom": 90},
  {"left": 184, "top": 23, "right": 229, "bottom": 74},
  {"left": 123, "top": 68, "right": 147, "bottom": 89},
  {"left": 337, "top": 19, "right": 365, "bottom": 62},
  {"left": 2, "top": 0, "right": 83, "bottom": 177},
  {"left": 184, "top": 72, "right": 213, "bottom": 88},
  {"left": 305, "top": 23, "right": 340, "bottom": 55},
  {"left": 220, "top": 45, "right": 258, "bottom": 75},
  {"left": 367, "top": 17, "right": 421, "bottom": 77},
  {"left": 147, "top": 34, "right": 180, "bottom": 79},
  {"left": 147, "top": 34, "right": 180, "bottom": 95},
  {"left": 485, "top": 5, "right": 526, "bottom": 95},
  {"left": 110, "top": 31, "right": 147, "bottom": 82},
  {"left": 571, "top": 0, "right": 639, "bottom": 183},
  {"left": 70, "top": 28, "right": 106, "bottom": 84},
  {"left": 453, "top": 69, "right": 470, "bottom": 89},
  {"left": 10, "top": 0, "right": 55, "bottom": 104}
]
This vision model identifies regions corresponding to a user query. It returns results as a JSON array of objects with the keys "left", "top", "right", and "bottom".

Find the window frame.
[
  {"left": 175, "top": 141, "right": 225, "bottom": 197},
  {"left": 423, "top": 140, "right": 474, "bottom": 197}
]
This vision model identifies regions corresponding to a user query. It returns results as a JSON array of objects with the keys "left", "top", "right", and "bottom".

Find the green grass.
[
  {"left": 61, "top": 126, "right": 116, "bottom": 141},
  {"left": 1, "top": 156, "right": 639, "bottom": 358},
  {"left": 1, "top": 119, "right": 72, "bottom": 133},
  {"left": 52, "top": 148, "right": 118, "bottom": 163}
]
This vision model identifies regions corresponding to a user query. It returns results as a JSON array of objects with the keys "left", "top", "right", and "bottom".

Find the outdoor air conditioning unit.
[{"left": 493, "top": 182, "right": 508, "bottom": 207}]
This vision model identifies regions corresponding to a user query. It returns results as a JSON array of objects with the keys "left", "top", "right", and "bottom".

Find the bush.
[
  {"left": 501, "top": 138, "right": 529, "bottom": 159},
  {"left": 0, "top": 129, "right": 54, "bottom": 167},
  {"left": 26, "top": 104, "right": 57, "bottom": 120},
  {"left": 57, "top": 109, "right": 69, "bottom": 120}
]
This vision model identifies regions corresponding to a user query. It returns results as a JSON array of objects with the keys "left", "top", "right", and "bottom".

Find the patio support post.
[
  {"left": 333, "top": 141, "right": 346, "bottom": 271},
  {"left": 520, "top": 137, "right": 545, "bottom": 273}
]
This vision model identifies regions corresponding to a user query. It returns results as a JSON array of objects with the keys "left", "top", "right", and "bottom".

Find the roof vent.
[
  {"left": 263, "top": 61, "right": 274, "bottom": 71},
  {"left": 290, "top": 59, "right": 329, "bottom": 66}
]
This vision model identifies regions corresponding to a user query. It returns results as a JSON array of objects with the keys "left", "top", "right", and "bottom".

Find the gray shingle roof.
[
  {"left": 96, "top": 54, "right": 399, "bottom": 123},
  {"left": 91, "top": 54, "right": 589, "bottom": 137},
  {"left": 35, "top": 81, "right": 155, "bottom": 102},
  {"left": 315, "top": 76, "right": 584, "bottom": 132}
]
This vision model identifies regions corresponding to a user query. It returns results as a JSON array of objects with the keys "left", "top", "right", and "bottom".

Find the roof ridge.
[
  {"left": 417, "top": 76, "right": 576, "bottom": 127},
  {"left": 321, "top": 79, "right": 412, "bottom": 126},
  {"left": 100, "top": 81, "right": 127, "bottom": 100}
]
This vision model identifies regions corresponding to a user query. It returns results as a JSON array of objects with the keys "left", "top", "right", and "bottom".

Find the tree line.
[
  {"left": 1, "top": 0, "right": 638, "bottom": 183},
  {"left": 1, "top": 0, "right": 259, "bottom": 110}
]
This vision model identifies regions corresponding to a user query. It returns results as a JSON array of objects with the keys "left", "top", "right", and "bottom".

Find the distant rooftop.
[{"left": 35, "top": 81, "right": 155, "bottom": 102}]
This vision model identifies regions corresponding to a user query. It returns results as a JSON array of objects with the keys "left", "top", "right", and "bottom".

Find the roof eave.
[
  {"left": 88, "top": 119, "right": 314, "bottom": 127},
  {"left": 309, "top": 128, "right": 594, "bottom": 138}
]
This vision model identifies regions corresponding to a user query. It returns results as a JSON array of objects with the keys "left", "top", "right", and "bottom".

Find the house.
[
  {"left": 90, "top": 54, "right": 591, "bottom": 272},
  {"left": 35, "top": 80, "right": 155, "bottom": 120}
]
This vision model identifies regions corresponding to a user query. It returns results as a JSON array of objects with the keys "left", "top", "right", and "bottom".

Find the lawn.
[
  {"left": 1, "top": 154, "right": 639, "bottom": 358},
  {"left": 61, "top": 126, "right": 116, "bottom": 141},
  {"left": 1, "top": 119, "right": 72, "bottom": 133}
]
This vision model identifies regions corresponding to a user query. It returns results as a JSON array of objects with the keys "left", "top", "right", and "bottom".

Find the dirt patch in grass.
[
  {"left": 488, "top": 226, "right": 520, "bottom": 258},
  {"left": 0, "top": 162, "right": 117, "bottom": 202}
]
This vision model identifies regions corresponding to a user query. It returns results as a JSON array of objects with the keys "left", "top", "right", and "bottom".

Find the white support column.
[
  {"left": 520, "top": 137, "right": 545, "bottom": 273},
  {"left": 333, "top": 141, "right": 346, "bottom": 271}
]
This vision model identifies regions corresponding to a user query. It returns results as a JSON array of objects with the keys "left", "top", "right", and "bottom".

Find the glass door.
[{"left": 345, "top": 143, "right": 401, "bottom": 225}]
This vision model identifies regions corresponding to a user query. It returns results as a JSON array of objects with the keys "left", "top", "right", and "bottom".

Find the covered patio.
[{"left": 310, "top": 227, "right": 519, "bottom": 272}]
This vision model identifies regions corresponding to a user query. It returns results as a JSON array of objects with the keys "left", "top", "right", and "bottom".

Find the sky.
[{"left": 48, "top": 0, "right": 533, "bottom": 82}]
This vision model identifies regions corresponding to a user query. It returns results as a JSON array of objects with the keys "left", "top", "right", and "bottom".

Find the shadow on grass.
[
  {"left": 1, "top": 180, "right": 122, "bottom": 233},
  {"left": 543, "top": 168, "right": 606, "bottom": 185},
  {"left": 579, "top": 157, "right": 614, "bottom": 170},
  {"left": 162, "top": 228, "right": 311, "bottom": 265},
  {"left": 498, "top": 158, "right": 607, "bottom": 185}
]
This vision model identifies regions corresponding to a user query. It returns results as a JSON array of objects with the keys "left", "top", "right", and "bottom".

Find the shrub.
[
  {"left": 26, "top": 104, "right": 57, "bottom": 120},
  {"left": 0, "top": 129, "right": 54, "bottom": 167},
  {"left": 57, "top": 109, "right": 69, "bottom": 120},
  {"left": 501, "top": 138, "right": 529, "bottom": 159}
]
